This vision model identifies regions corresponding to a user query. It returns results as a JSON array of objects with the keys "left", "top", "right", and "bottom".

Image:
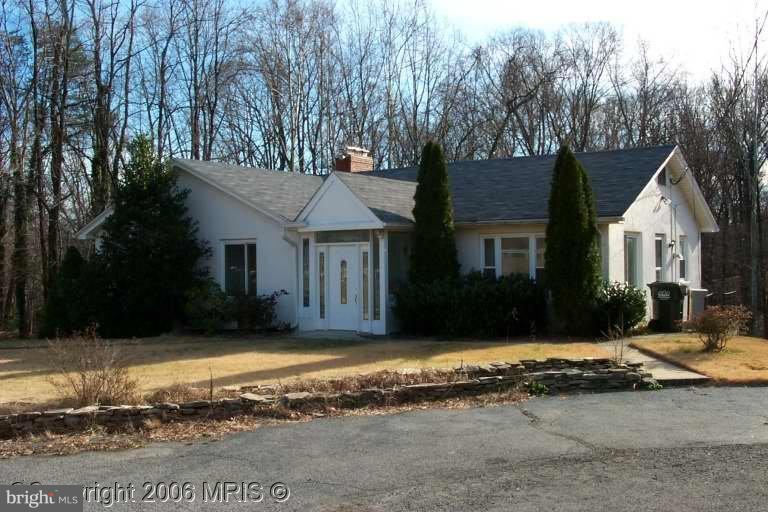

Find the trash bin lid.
[{"left": 647, "top": 281, "right": 684, "bottom": 301}]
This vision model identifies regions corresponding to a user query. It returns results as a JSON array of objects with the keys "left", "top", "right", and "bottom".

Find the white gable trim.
[
  {"left": 669, "top": 148, "right": 719, "bottom": 233},
  {"left": 624, "top": 146, "right": 719, "bottom": 234},
  {"left": 296, "top": 173, "right": 384, "bottom": 230},
  {"left": 75, "top": 206, "right": 115, "bottom": 240},
  {"left": 171, "top": 159, "right": 288, "bottom": 225}
]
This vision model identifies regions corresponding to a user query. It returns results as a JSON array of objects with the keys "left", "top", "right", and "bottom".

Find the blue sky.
[{"left": 430, "top": 0, "right": 766, "bottom": 80}]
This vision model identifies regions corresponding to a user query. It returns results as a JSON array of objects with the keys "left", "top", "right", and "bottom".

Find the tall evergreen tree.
[
  {"left": 94, "top": 136, "right": 210, "bottom": 337},
  {"left": 409, "top": 141, "right": 459, "bottom": 284},
  {"left": 545, "top": 145, "right": 602, "bottom": 332}
]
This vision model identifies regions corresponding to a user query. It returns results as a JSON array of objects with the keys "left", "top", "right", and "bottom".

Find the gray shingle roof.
[
  {"left": 172, "top": 159, "right": 324, "bottom": 221},
  {"left": 173, "top": 145, "right": 675, "bottom": 226},
  {"left": 334, "top": 171, "right": 417, "bottom": 224},
  {"left": 353, "top": 145, "right": 676, "bottom": 224}
]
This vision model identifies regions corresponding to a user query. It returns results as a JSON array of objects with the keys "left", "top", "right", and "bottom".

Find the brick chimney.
[{"left": 334, "top": 145, "right": 373, "bottom": 172}]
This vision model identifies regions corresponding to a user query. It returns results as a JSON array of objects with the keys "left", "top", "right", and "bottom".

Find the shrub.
[
  {"left": 594, "top": 281, "right": 647, "bottom": 336},
  {"left": 183, "top": 279, "right": 231, "bottom": 334},
  {"left": 394, "top": 272, "right": 547, "bottom": 337},
  {"left": 47, "top": 326, "right": 140, "bottom": 406},
  {"left": 684, "top": 305, "right": 752, "bottom": 352},
  {"left": 231, "top": 290, "right": 289, "bottom": 331}
]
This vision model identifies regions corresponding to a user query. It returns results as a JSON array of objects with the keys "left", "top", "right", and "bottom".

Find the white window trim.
[
  {"left": 480, "top": 234, "right": 543, "bottom": 279},
  {"left": 220, "top": 239, "right": 257, "bottom": 296}
]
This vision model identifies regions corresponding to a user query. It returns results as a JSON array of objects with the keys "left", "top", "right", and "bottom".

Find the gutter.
[{"left": 382, "top": 216, "right": 625, "bottom": 229}]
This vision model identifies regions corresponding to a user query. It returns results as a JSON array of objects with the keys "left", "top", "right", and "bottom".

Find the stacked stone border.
[{"left": 0, "top": 358, "right": 657, "bottom": 439}]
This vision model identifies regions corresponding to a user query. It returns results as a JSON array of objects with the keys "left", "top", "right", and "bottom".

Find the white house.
[{"left": 77, "top": 145, "right": 719, "bottom": 335}]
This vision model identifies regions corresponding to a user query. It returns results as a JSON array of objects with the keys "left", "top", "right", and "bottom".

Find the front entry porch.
[{"left": 296, "top": 229, "right": 392, "bottom": 335}]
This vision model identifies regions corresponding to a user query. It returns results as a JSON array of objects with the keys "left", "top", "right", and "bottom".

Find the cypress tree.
[
  {"left": 409, "top": 141, "right": 459, "bottom": 284},
  {"left": 545, "top": 145, "right": 602, "bottom": 332}
]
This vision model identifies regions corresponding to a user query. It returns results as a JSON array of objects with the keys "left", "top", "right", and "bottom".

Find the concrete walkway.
[{"left": 600, "top": 337, "right": 710, "bottom": 385}]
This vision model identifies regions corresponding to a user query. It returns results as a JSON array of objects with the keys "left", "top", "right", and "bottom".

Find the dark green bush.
[
  {"left": 231, "top": 290, "right": 289, "bottom": 331},
  {"left": 593, "top": 281, "right": 647, "bottom": 336},
  {"left": 40, "top": 247, "right": 87, "bottom": 338},
  {"left": 183, "top": 278, "right": 232, "bottom": 334},
  {"left": 394, "top": 272, "right": 547, "bottom": 338},
  {"left": 184, "top": 281, "right": 289, "bottom": 333}
]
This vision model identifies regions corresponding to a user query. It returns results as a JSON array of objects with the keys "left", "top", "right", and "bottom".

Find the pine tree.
[
  {"left": 545, "top": 145, "right": 602, "bottom": 332},
  {"left": 409, "top": 141, "right": 459, "bottom": 284},
  {"left": 95, "top": 136, "right": 210, "bottom": 337}
]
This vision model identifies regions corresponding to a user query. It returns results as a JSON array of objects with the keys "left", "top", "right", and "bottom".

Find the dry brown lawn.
[
  {"left": 0, "top": 335, "right": 608, "bottom": 407},
  {"left": 631, "top": 333, "right": 768, "bottom": 384}
]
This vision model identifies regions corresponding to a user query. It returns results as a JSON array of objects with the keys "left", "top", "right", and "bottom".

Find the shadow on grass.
[{"left": 1, "top": 334, "right": 552, "bottom": 388}]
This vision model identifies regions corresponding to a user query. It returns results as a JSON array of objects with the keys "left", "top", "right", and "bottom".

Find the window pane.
[
  {"left": 679, "top": 237, "right": 688, "bottom": 279},
  {"left": 502, "top": 252, "right": 529, "bottom": 275},
  {"left": 302, "top": 239, "right": 310, "bottom": 307},
  {"left": 655, "top": 238, "right": 663, "bottom": 268},
  {"left": 501, "top": 237, "right": 529, "bottom": 276},
  {"left": 535, "top": 237, "right": 546, "bottom": 268},
  {"left": 319, "top": 251, "right": 325, "bottom": 319},
  {"left": 624, "top": 235, "right": 638, "bottom": 287},
  {"left": 501, "top": 237, "right": 528, "bottom": 251},
  {"left": 484, "top": 238, "right": 495, "bottom": 267},
  {"left": 340, "top": 260, "right": 348, "bottom": 304},
  {"left": 362, "top": 251, "right": 369, "bottom": 320},
  {"left": 247, "top": 243, "right": 257, "bottom": 295},
  {"left": 373, "top": 236, "right": 381, "bottom": 320},
  {"left": 225, "top": 244, "right": 246, "bottom": 296},
  {"left": 316, "top": 230, "right": 370, "bottom": 244}
]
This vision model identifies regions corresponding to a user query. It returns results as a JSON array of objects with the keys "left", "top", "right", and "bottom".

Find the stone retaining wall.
[{"left": 0, "top": 358, "right": 656, "bottom": 439}]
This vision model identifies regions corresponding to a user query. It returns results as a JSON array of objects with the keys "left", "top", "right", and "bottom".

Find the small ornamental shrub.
[
  {"left": 47, "top": 326, "right": 140, "bottom": 406},
  {"left": 231, "top": 290, "right": 289, "bottom": 331},
  {"left": 684, "top": 305, "right": 752, "bottom": 352},
  {"left": 183, "top": 278, "right": 231, "bottom": 334},
  {"left": 594, "top": 281, "right": 647, "bottom": 336},
  {"left": 394, "top": 272, "right": 547, "bottom": 338}
]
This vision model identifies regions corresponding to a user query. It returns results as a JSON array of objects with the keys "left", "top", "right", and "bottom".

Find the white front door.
[{"left": 328, "top": 245, "right": 360, "bottom": 330}]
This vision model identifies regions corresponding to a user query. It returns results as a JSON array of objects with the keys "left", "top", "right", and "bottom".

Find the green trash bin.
[{"left": 647, "top": 282, "right": 685, "bottom": 332}]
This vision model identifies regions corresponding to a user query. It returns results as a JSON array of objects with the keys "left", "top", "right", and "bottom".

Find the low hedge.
[{"left": 394, "top": 272, "right": 547, "bottom": 337}]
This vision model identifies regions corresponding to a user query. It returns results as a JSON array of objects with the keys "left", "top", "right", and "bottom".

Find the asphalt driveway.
[{"left": 2, "top": 387, "right": 768, "bottom": 511}]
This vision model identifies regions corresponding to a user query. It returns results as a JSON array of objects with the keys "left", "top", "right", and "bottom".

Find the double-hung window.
[
  {"left": 654, "top": 234, "right": 666, "bottom": 281},
  {"left": 224, "top": 242, "right": 257, "bottom": 296},
  {"left": 679, "top": 236, "right": 688, "bottom": 280},
  {"left": 482, "top": 236, "right": 539, "bottom": 279}
]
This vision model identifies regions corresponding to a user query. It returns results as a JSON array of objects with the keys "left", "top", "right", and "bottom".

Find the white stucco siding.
[
  {"left": 177, "top": 171, "right": 298, "bottom": 327},
  {"left": 621, "top": 173, "right": 702, "bottom": 290}
]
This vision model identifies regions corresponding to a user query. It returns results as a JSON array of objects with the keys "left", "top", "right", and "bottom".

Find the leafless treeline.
[{"left": 1, "top": 0, "right": 767, "bottom": 335}]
